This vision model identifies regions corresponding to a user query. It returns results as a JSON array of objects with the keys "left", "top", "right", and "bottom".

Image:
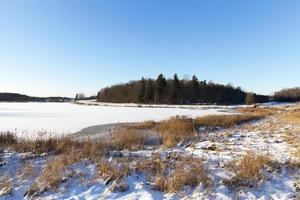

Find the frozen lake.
[{"left": 0, "top": 102, "right": 230, "bottom": 136}]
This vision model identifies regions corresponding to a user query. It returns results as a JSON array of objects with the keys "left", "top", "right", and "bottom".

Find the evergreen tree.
[
  {"left": 190, "top": 75, "right": 199, "bottom": 103},
  {"left": 137, "top": 77, "right": 146, "bottom": 103},
  {"left": 154, "top": 74, "right": 167, "bottom": 103},
  {"left": 144, "top": 79, "right": 154, "bottom": 103},
  {"left": 168, "top": 73, "right": 180, "bottom": 104}
]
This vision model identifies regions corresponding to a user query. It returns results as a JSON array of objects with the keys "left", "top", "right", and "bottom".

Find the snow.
[
  {"left": 1, "top": 103, "right": 300, "bottom": 199},
  {"left": 0, "top": 102, "right": 232, "bottom": 136}
]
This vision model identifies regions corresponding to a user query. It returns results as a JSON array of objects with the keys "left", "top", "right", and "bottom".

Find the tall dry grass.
[
  {"left": 195, "top": 114, "right": 261, "bottom": 129},
  {"left": 280, "top": 110, "right": 300, "bottom": 125},
  {"left": 224, "top": 153, "right": 272, "bottom": 188},
  {"left": 136, "top": 155, "right": 211, "bottom": 193},
  {"left": 238, "top": 106, "right": 277, "bottom": 116},
  {"left": 155, "top": 116, "right": 196, "bottom": 147},
  {"left": 0, "top": 175, "right": 12, "bottom": 196},
  {"left": 0, "top": 132, "right": 17, "bottom": 146},
  {"left": 111, "top": 128, "right": 145, "bottom": 151},
  {"left": 98, "top": 158, "right": 131, "bottom": 184}
]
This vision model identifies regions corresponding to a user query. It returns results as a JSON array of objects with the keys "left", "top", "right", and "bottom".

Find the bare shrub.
[
  {"left": 224, "top": 153, "right": 272, "bottom": 188},
  {"left": 111, "top": 128, "right": 145, "bottom": 150},
  {"left": 245, "top": 93, "right": 255, "bottom": 105}
]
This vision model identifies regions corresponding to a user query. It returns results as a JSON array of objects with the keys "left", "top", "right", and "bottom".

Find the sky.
[{"left": 0, "top": 0, "right": 300, "bottom": 97}]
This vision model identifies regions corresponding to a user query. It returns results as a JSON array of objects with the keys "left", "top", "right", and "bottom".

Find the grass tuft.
[{"left": 224, "top": 153, "right": 272, "bottom": 188}]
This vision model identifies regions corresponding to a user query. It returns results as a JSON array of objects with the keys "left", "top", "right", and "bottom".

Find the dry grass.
[
  {"left": 280, "top": 110, "right": 300, "bottom": 125},
  {"left": 0, "top": 176, "right": 12, "bottom": 196},
  {"left": 238, "top": 106, "right": 276, "bottom": 116},
  {"left": 0, "top": 132, "right": 17, "bottom": 146},
  {"left": 155, "top": 116, "right": 196, "bottom": 147},
  {"left": 167, "top": 157, "right": 210, "bottom": 192},
  {"left": 136, "top": 155, "right": 211, "bottom": 193},
  {"left": 17, "top": 162, "right": 34, "bottom": 181},
  {"left": 224, "top": 153, "right": 272, "bottom": 188},
  {"left": 131, "top": 120, "right": 157, "bottom": 129},
  {"left": 195, "top": 114, "right": 261, "bottom": 129},
  {"left": 293, "top": 145, "right": 300, "bottom": 158},
  {"left": 28, "top": 152, "right": 81, "bottom": 196},
  {"left": 7, "top": 134, "right": 108, "bottom": 162},
  {"left": 99, "top": 158, "right": 131, "bottom": 184},
  {"left": 111, "top": 128, "right": 145, "bottom": 150},
  {"left": 12, "top": 136, "right": 79, "bottom": 155}
]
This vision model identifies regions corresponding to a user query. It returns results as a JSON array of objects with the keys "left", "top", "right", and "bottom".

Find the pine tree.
[
  {"left": 144, "top": 79, "right": 154, "bottom": 103},
  {"left": 137, "top": 77, "right": 146, "bottom": 103},
  {"left": 168, "top": 73, "right": 180, "bottom": 104},
  {"left": 190, "top": 75, "right": 199, "bottom": 103},
  {"left": 154, "top": 74, "right": 167, "bottom": 103}
]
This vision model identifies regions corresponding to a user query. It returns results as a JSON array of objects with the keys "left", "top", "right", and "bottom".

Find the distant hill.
[{"left": 0, "top": 93, "right": 72, "bottom": 102}]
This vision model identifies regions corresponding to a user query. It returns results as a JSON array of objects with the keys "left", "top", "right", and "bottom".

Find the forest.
[
  {"left": 273, "top": 87, "right": 300, "bottom": 102},
  {"left": 97, "top": 74, "right": 269, "bottom": 105}
]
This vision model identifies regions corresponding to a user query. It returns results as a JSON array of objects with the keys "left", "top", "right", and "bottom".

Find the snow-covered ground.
[
  {"left": 1, "top": 110, "right": 300, "bottom": 200},
  {"left": 0, "top": 102, "right": 233, "bottom": 136},
  {"left": 1, "top": 103, "right": 299, "bottom": 199}
]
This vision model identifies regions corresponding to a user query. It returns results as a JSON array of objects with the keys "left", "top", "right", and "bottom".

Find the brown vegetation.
[
  {"left": 17, "top": 162, "right": 34, "bottom": 181},
  {"left": 156, "top": 116, "right": 196, "bottom": 147},
  {"left": 111, "top": 128, "right": 145, "bottom": 150},
  {"left": 195, "top": 114, "right": 261, "bottom": 129},
  {"left": 238, "top": 106, "right": 277, "bottom": 116},
  {"left": 136, "top": 155, "right": 211, "bottom": 193},
  {"left": 224, "top": 153, "right": 273, "bottom": 188},
  {"left": 280, "top": 110, "right": 300, "bottom": 125},
  {"left": 98, "top": 158, "right": 131, "bottom": 184},
  {"left": 0, "top": 176, "right": 12, "bottom": 196},
  {"left": 0, "top": 132, "right": 17, "bottom": 146},
  {"left": 27, "top": 151, "right": 82, "bottom": 196}
]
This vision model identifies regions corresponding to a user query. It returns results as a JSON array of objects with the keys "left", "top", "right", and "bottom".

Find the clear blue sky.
[{"left": 1, "top": 0, "right": 300, "bottom": 97}]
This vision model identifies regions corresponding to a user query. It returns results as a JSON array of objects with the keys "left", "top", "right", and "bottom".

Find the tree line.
[
  {"left": 273, "top": 87, "right": 300, "bottom": 102},
  {"left": 97, "top": 74, "right": 269, "bottom": 105}
]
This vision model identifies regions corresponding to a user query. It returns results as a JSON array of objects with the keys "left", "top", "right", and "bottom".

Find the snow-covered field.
[
  {"left": 1, "top": 103, "right": 300, "bottom": 200},
  {"left": 0, "top": 102, "right": 231, "bottom": 136}
]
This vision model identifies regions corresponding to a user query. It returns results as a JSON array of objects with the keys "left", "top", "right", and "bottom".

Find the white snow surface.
[{"left": 0, "top": 102, "right": 231, "bottom": 136}]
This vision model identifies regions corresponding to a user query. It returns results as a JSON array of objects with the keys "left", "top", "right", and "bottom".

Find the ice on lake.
[{"left": 0, "top": 102, "right": 230, "bottom": 136}]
